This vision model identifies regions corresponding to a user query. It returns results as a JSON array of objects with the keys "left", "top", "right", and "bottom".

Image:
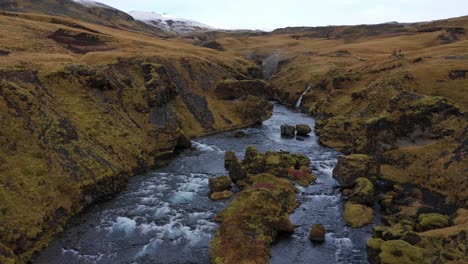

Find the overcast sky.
[{"left": 97, "top": 0, "right": 468, "bottom": 30}]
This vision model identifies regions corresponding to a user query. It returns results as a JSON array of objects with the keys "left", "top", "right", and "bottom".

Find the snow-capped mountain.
[
  {"left": 71, "top": 0, "right": 115, "bottom": 9},
  {"left": 129, "top": 11, "right": 214, "bottom": 34}
]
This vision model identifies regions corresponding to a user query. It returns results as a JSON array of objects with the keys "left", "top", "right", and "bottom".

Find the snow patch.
[{"left": 129, "top": 11, "right": 214, "bottom": 34}]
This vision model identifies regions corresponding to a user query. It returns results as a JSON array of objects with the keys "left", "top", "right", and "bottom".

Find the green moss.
[
  {"left": 349, "top": 177, "right": 375, "bottom": 205},
  {"left": 210, "top": 173, "right": 297, "bottom": 263},
  {"left": 379, "top": 240, "right": 429, "bottom": 264},
  {"left": 209, "top": 176, "right": 232, "bottom": 193},
  {"left": 344, "top": 201, "right": 374, "bottom": 228},
  {"left": 418, "top": 213, "right": 450, "bottom": 231},
  {"left": 333, "top": 154, "right": 379, "bottom": 188}
]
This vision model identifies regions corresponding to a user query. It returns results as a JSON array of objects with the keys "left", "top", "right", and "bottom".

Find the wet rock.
[
  {"left": 234, "top": 131, "right": 247, "bottom": 138},
  {"left": 281, "top": 124, "right": 296, "bottom": 137},
  {"left": 332, "top": 154, "right": 380, "bottom": 188},
  {"left": 224, "top": 151, "right": 237, "bottom": 169},
  {"left": 209, "top": 176, "right": 232, "bottom": 193},
  {"left": 243, "top": 146, "right": 266, "bottom": 175},
  {"left": 309, "top": 224, "right": 326, "bottom": 242},
  {"left": 418, "top": 213, "right": 450, "bottom": 231},
  {"left": 210, "top": 173, "right": 297, "bottom": 264},
  {"left": 288, "top": 166, "right": 317, "bottom": 187},
  {"left": 296, "top": 124, "right": 312, "bottom": 136},
  {"left": 349, "top": 177, "right": 375, "bottom": 205},
  {"left": 228, "top": 158, "right": 247, "bottom": 183},
  {"left": 344, "top": 201, "right": 374, "bottom": 228},
  {"left": 210, "top": 190, "right": 233, "bottom": 201},
  {"left": 176, "top": 133, "right": 192, "bottom": 150}
]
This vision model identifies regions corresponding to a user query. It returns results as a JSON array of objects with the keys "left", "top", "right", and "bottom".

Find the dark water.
[{"left": 34, "top": 104, "right": 377, "bottom": 264}]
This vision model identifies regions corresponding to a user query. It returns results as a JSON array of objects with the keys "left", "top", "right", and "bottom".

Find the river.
[{"left": 34, "top": 104, "right": 378, "bottom": 264}]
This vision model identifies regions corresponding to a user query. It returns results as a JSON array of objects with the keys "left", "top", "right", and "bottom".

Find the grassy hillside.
[
  {"left": 0, "top": 11, "right": 273, "bottom": 263},
  {"left": 217, "top": 16, "right": 468, "bottom": 203}
]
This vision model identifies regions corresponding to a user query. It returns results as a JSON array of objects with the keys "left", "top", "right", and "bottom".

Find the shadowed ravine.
[{"left": 34, "top": 104, "right": 379, "bottom": 264}]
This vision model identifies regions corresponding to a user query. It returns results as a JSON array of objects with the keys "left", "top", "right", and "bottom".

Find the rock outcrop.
[
  {"left": 210, "top": 147, "right": 318, "bottom": 263},
  {"left": 332, "top": 154, "right": 380, "bottom": 188}
]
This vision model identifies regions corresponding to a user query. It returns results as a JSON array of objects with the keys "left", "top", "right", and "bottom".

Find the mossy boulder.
[
  {"left": 209, "top": 176, "right": 232, "bottom": 193},
  {"left": 210, "top": 190, "right": 233, "bottom": 201},
  {"left": 344, "top": 202, "right": 374, "bottom": 228},
  {"left": 288, "top": 166, "right": 317, "bottom": 187},
  {"left": 234, "top": 131, "right": 247, "bottom": 138},
  {"left": 210, "top": 173, "right": 298, "bottom": 264},
  {"left": 296, "top": 124, "right": 312, "bottom": 136},
  {"left": 243, "top": 146, "right": 266, "bottom": 175},
  {"left": 366, "top": 238, "right": 384, "bottom": 264},
  {"left": 349, "top": 177, "right": 375, "bottom": 205},
  {"left": 228, "top": 158, "right": 247, "bottom": 183},
  {"left": 418, "top": 213, "right": 450, "bottom": 231},
  {"left": 309, "top": 224, "right": 326, "bottom": 242},
  {"left": 332, "top": 154, "right": 380, "bottom": 188},
  {"left": 367, "top": 239, "right": 430, "bottom": 264},
  {"left": 224, "top": 151, "right": 237, "bottom": 169},
  {"left": 281, "top": 124, "right": 296, "bottom": 137},
  {"left": 379, "top": 240, "right": 429, "bottom": 264}
]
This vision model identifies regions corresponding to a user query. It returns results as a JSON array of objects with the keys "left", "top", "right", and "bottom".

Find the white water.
[{"left": 295, "top": 85, "right": 312, "bottom": 108}]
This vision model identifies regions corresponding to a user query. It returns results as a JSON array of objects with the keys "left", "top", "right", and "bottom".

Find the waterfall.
[{"left": 295, "top": 85, "right": 312, "bottom": 108}]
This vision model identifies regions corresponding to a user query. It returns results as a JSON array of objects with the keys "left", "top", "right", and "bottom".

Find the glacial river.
[{"left": 35, "top": 104, "right": 378, "bottom": 264}]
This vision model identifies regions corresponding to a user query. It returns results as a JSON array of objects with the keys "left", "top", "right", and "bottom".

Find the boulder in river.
[
  {"left": 332, "top": 154, "right": 379, "bottom": 188},
  {"left": 228, "top": 158, "right": 247, "bottom": 183},
  {"left": 224, "top": 151, "right": 237, "bottom": 169},
  {"left": 210, "top": 173, "right": 297, "bottom": 263},
  {"left": 209, "top": 176, "right": 232, "bottom": 193},
  {"left": 344, "top": 201, "right": 374, "bottom": 228},
  {"left": 234, "top": 131, "right": 247, "bottom": 138},
  {"left": 296, "top": 124, "right": 312, "bottom": 136},
  {"left": 281, "top": 124, "right": 296, "bottom": 137},
  {"left": 309, "top": 224, "right": 326, "bottom": 242}
]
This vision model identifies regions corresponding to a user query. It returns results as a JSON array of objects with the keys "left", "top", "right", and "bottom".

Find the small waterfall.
[{"left": 295, "top": 85, "right": 312, "bottom": 108}]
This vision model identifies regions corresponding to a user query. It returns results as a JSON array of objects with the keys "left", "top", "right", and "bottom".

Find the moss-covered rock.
[
  {"left": 228, "top": 158, "right": 247, "bottom": 183},
  {"left": 210, "top": 173, "right": 298, "bottom": 264},
  {"left": 209, "top": 176, "right": 232, "bottom": 193},
  {"left": 243, "top": 146, "right": 266, "bottom": 175},
  {"left": 418, "top": 213, "right": 450, "bottom": 231},
  {"left": 309, "top": 224, "right": 326, "bottom": 243},
  {"left": 224, "top": 151, "right": 237, "bottom": 169},
  {"left": 349, "top": 177, "right": 375, "bottom": 205},
  {"left": 344, "top": 202, "right": 374, "bottom": 228},
  {"left": 288, "top": 166, "right": 317, "bottom": 187},
  {"left": 296, "top": 124, "right": 312, "bottom": 136},
  {"left": 333, "top": 154, "right": 380, "bottom": 188},
  {"left": 210, "top": 190, "right": 234, "bottom": 201},
  {"left": 281, "top": 124, "right": 296, "bottom": 137},
  {"left": 366, "top": 238, "right": 384, "bottom": 264},
  {"left": 379, "top": 240, "right": 430, "bottom": 264}
]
